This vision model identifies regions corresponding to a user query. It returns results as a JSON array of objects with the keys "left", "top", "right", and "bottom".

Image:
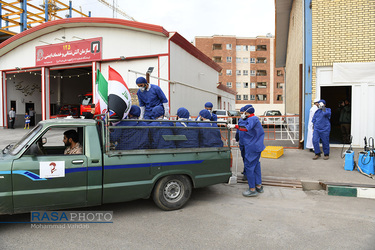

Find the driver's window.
[{"left": 26, "top": 127, "right": 84, "bottom": 156}]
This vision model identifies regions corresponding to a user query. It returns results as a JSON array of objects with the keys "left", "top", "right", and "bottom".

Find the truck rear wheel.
[{"left": 152, "top": 175, "right": 192, "bottom": 211}]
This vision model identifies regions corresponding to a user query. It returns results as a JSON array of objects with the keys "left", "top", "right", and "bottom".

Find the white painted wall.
[
  {"left": 169, "top": 41, "right": 235, "bottom": 116},
  {"left": 0, "top": 27, "right": 169, "bottom": 70},
  {"left": 316, "top": 66, "right": 375, "bottom": 148}
]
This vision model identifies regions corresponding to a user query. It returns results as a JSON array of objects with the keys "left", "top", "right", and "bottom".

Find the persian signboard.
[{"left": 36, "top": 37, "right": 102, "bottom": 66}]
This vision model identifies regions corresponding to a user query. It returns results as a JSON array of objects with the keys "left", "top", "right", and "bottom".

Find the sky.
[{"left": 26, "top": 0, "right": 275, "bottom": 43}]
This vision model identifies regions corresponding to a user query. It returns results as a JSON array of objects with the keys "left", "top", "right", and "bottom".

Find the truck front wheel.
[{"left": 152, "top": 175, "right": 192, "bottom": 211}]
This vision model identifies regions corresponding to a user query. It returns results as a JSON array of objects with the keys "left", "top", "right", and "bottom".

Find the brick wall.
[{"left": 312, "top": 0, "right": 375, "bottom": 66}]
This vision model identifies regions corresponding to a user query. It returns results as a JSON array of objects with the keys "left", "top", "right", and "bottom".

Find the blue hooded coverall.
[
  {"left": 175, "top": 107, "right": 199, "bottom": 148},
  {"left": 137, "top": 84, "right": 168, "bottom": 119},
  {"left": 242, "top": 115, "right": 265, "bottom": 189},
  {"left": 148, "top": 106, "right": 175, "bottom": 149},
  {"left": 110, "top": 105, "right": 149, "bottom": 150},
  {"left": 197, "top": 109, "right": 223, "bottom": 148},
  {"left": 312, "top": 104, "right": 331, "bottom": 156}
]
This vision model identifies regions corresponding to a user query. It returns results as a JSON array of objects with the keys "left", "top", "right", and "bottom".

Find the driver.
[{"left": 63, "top": 130, "right": 83, "bottom": 155}]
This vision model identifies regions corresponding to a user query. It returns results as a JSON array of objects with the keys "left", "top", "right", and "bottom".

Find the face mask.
[
  {"left": 241, "top": 113, "right": 247, "bottom": 120},
  {"left": 139, "top": 87, "right": 146, "bottom": 92}
]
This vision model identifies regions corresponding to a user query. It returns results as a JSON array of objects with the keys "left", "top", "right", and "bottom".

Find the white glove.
[
  {"left": 139, "top": 106, "right": 145, "bottom": 119},
  {"left": 163, "top": 103, "right": 170, "bottom": 118},
  {"left": 319, "top": 102, "right": 324, "bottom": 108},
  {"left": 227, "top": 124, "right": 235, "bottom": 129}
]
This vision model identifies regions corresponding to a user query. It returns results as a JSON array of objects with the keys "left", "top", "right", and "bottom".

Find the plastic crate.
[{"left": 261, "top": 146, "right": 284, "bottom": 159}]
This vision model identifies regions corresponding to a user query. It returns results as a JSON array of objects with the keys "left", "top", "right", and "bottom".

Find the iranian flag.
[
  {"left": 107, "top": 66, "right": 132, "bottom": 119},
  {"left": 95, "top": 69, "right": 108, "bottom": 115}
]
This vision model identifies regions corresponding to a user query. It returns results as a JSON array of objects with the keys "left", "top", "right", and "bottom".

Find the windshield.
[
  {"left": 82, "top": 97, "right": 92, "bottom": 106},
  {"left": 9, "top": 124, "right": 42, "bottom": 155},
  {"left": 266, "top": 111, "right": 282, "bottom": 116},
  {"left": 228, "top": 111, "right": 240, "bottom": 116},
  {"left": 214, "top": 111, "right": 227, "bottom": 116}
]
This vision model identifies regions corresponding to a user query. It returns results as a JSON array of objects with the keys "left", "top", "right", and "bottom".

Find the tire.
[{"left": 152, "top": 175, "right": 192, "bottom": 211}]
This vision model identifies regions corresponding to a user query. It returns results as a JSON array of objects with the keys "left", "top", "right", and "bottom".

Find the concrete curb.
[{"left": 327, "top": 185, "right": 375, "bottom": 199}]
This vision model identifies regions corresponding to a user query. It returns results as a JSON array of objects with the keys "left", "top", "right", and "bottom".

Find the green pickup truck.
[{"left": 0, "top": 118, "right": 232, "bottom": 214}]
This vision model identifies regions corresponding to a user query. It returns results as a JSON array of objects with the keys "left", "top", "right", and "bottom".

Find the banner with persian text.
[{"left": 35, "top": 37, "right": 102, "bottom": 66}]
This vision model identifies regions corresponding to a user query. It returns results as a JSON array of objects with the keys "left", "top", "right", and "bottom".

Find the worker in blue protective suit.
[
  {"left": 110, "top": 105, "right": 149, "bottom": 150},
  {"left": 235, "top": 106, "right": 247, "bottom": 180},
  {"left": 196, "top": 102, "right": 217, "bottom": 121},
  {"left": 197, "top": 109, "right": 223, "bottom": 148},
  {"left": 312, "top": 99, "right": 331, "bottom": 160},
  {"left": 228, "top": 105, "right": 265, "bottom": 197},
  {"left": 174, "top": 107, "right": 199, "bottom": 148},
  {"left": 148, "top": 106, "right": 175, "bottom": 149},
  {"left": 136, "top": 77, "right": 169, "bottom": 120}
]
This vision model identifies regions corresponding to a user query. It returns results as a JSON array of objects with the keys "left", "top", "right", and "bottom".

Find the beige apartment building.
[{"left": 195, "top": 35, "right": 285, "bottom": 115}]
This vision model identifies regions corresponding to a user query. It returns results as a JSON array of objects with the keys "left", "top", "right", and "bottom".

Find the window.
[
  {"left": 213, "top": 56, "right": 222, "bottom": 63},
  {"left": 243, "top": 82, "right": 249, "bottom": 88},
  {"left": 213, "top": 44, "right": 222, "bottom": 50},
  {"left": 226, "top": 82, "right": 232, "bottom": 88},
  {"left": 250, "top": 82, "right": 256, "bottom": 88},
  {"left": 243, "top": 70, "right": 248, "bottom": 76},
  {"left": 236, "top": 45, "right": 241, "bottom": 51},
  {"left": 226, "top": 44, "right": 232, "bottom": 50},
  {"left": 236, "top": 82, "right": 241, "bottom": 88},
  {"left": 250, "top": 46, "right": 255, "bottom": 51},
  {"left": 257, "top": 57, "right": 267, "bottom": 63},
  {"left": 243, "top": 95, "right": 248, "bottom": 100},
  {"left": 243, "top": 58, "right": 248, "bottom": 63},
  {"left": 277, "top": 70, "right": 283, "bottom": 76},
  {"left": 256, "top": 45, "right": 267, "bottom": 51},
  {"left": 250, "top": 95, "right": 255, "bottom": 100},
  {"left": 257, "top": 70, "right": 267, "bottom": 76},
  {"left": 277, "top": 95, "right": 283, "bottom": 101},
  {"left": 24, "top": 126, "right": 84, "bottom": 156},
  {"left": 226, "top": 70, "right": 232, "bottom": 75},
  {"left": 236, "top": 70, "right": 241, "bottom": 76},
  {"left": 226, "top": 57, "right": 232, "bottom": 63},
  {"left": 277, "top": 82, "right": 284, "bottom": 89},
  {"left": 236, "top": 95, "right": 241, "bottom": 100},
  {"left": 250, "top": 58, "right": 256, "bottom": 64},
  {"left": 243, "top": 45, "right": 249, "bottom": 51},
  {"left": 250, "top": 70, "right": 256, "bottom": 76},
  {"left": 257, "top": 82, "right": 267, "bottom": 88},
  {"left": 257, "top": 94, "right": 267, "bottom": 101},
  {"left": 236, "top": 57, "right": 241, "bottom": 63}
]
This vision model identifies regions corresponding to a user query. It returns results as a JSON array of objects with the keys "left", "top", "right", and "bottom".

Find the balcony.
[
  {"left": 256, "top": 70, "right": 267, "bottom": 76},
  {"left": 256, "top": 58, "right": 267, "bottom": 63}
]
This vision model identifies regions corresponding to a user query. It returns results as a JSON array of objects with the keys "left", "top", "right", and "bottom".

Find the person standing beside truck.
[
  {"left": 8, "top": 107, "right": 16, "bottom": 129},
  {"left": 136, "top": 77, "right": 169, "bottom": 120},
  {"left": 235, "top": 106, "right": 247, "bottom": 180},
  {"left": 63, "top": 130, "right": 83, "bottom": 155},
  {"left": 228, "top": 105, "right": 265, "bottom": 197}
]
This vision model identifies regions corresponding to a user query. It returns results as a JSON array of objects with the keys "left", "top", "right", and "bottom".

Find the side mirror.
[{"left": 41, "top": 137, "right": 47, "bottom": 145}]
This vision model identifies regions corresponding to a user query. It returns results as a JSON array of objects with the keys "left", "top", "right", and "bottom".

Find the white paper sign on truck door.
[{"left": 40, "top": 161, "right": 65, "bottom": 178}]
